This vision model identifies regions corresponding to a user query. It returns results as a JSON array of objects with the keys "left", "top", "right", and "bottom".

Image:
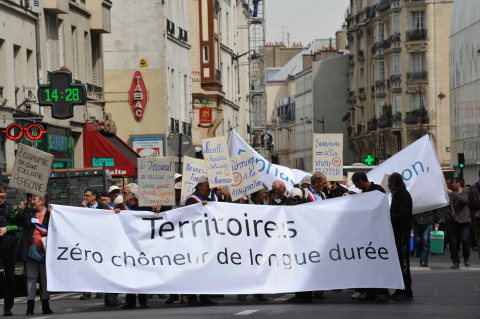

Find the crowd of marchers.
[{"left": 0, "top": 169, "right": 478, "bottom": 315}]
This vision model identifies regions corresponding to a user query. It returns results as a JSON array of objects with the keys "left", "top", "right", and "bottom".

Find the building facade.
[
  {"left": 449, "top": 0, "right": 480, "bottom": 184},
  {"left": 104, "top": 0, "right": 191, "bottom": 162},
  {"left": 190, "top": 0, "right": 249, "bottom": 147},
  {"left": 346, "top": 0, "right": 453, "bottom": 168},
  {"left": 1, "top": 0, "right": 111, "bottom": 172}
]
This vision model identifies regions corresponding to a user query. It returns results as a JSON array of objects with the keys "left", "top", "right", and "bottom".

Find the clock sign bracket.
[{"left": 37, "top": 70, "right": 87, "bottom": 120}]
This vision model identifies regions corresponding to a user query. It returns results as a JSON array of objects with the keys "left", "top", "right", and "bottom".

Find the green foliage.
[{"left": 382, "top": 104, "right": 392, "bottom": 116}]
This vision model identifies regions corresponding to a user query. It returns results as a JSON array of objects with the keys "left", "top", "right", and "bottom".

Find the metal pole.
[
  {"left": 420, "top": 83, "right": 423, "bottom": 137},
  {"left": 323, "top": 115, "right": 325, "bottom": 134},
  {"left": 178, "top": 133, "right": 183, "bottom": 174}
]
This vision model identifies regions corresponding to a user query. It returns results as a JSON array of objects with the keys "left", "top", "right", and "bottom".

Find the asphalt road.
[{"left": 3, "top": 252, "right": 480, "bottom": 319}]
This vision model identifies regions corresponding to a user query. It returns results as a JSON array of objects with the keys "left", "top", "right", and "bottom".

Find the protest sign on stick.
[
  {"left": 229, "top": 150, "right": 263, "bottom": 202},
  {"left": 181, "top": 156, "right": 207, "bottom": 203},
  {"left": 137, "top": 157, "right": 175, "bottom": 206},
  {"left": 10, "top": 144, "right": 53, "bottom": 197},
  {"left": 202, "top": 136, "right": 232, "bottom": 188},
  {"left": 313, "top": 134, "right": 343, "bottom": 181}
]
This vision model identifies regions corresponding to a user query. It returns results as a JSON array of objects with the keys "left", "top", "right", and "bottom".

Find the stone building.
[{"left": 345, "top": 0, "right": 453, "bottom": 168}]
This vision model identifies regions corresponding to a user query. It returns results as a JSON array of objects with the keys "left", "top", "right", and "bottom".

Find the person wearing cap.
[
  {"left": 270, "top": 181, "right": 292, "bottom": 206},
  {"left": 175, "top": 173, "right": 183, "bottom": 184},
  {"left": 184, "top": 176, "right": 217, "bottom": 306},
  {"left": 290, "top": 188, "right": 305, "bottom": 205},
  {"left": 108, "top": 186, "right": 121, "bottom": 208},
  {"left": 236, "top": 188, "right": 268, "bottom": 302}
]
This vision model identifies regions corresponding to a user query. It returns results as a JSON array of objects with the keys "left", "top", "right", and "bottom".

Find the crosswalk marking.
[
  {"left": 51, "top": 293, "right": 78, "bottom": 300},
  {"left": 235, "top": 310, "right": 259, "bottom": 316}
]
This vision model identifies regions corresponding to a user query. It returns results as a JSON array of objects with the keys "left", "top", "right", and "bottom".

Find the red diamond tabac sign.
[{"left": 129, "top": 71, "right": 148, "bottom": 122}]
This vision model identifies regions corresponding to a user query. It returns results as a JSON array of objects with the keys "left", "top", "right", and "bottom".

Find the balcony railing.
[
  {"left": 348, "top": 55, "right": 355, "bottom": 64},
  {"left": 347, "top": 126, "right": 353, "bottom": 137},
  {"left": 357, "top": 124, "right": 362, "bottom": 135},
  {"left": 378, "top": 115, "right": 392, "bottom": 129},
  {"left": 406, "top": 71, "right": 428, "bottom": 82},
  {"left": 215, "top": 69, "right": 221, "bottom": 80},
  {"left": 347, "top": 90, "right": 356, "bottom": 102},
  {"left": 367, "top": 119, "right": 378, "bottom": 132},
  {"left": 406, "top": 28, "right": 427, "bottom": 42},
  {"left": 371, "top": 42, "right": 385, "bottom": 55},
  {"left": 383, "top": 38, "right": 391, "bottom": 49},
  {"left": 391, "top": 74, "right": 401, "bottom": 83},
  {"left": 375, "top": 80, "right": 386, "bottom": 88},
  {"left": 392, "top": 113, "right": 403, "bottom": 122},
  {"left": 390, "top": 33, "right": 401, "bottom": 43},
  {"left": 404, "top": 111, "right": 429, "bottom": 125},
  {"left": 378, "top": 0, "right": 390, "bottom": 12},
  {"left": 359, "top": 87, "right": 365, "bottom": 95},
  {"left": 358, "top": 49, "right": 364, "bottom": 59}
]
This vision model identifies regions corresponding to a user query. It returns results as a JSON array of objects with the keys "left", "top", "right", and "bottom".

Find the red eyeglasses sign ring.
[{"left": 3, "top": 123, "right": 47, "bottom": 141}]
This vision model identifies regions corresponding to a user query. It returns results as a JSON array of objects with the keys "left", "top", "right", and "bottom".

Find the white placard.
[
  {"left": 202, "top": 136, "right": 232, "bottom": 188},
  {"left": 313, "top": 134, "right": 343, "bottom": 181},
  {"left": 47, "top": 191, "right": 403, "bottom": 294},
  {"left": 10, "top": 144, "right": 54, "bottom": 197},
  {"left": 181, "top": 156, "right": 207, "bottom": 203},
  {"left": 137, "top": 157, "right": 175, "bottom": 206},
  {"left": 229, "top": 150, "right": 264, "bottom": 202}
]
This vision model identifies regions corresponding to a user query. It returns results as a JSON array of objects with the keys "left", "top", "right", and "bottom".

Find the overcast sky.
[{"left": 265, "top": 0, "right": 349, "bottom": 47}]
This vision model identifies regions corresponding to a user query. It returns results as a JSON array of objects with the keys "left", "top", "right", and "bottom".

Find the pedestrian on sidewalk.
[
  {"left": 413, "top": 209, "right": 442, "bottom": 267},
  {"left": 448, "top": 177, "right": 471, "bottom": 268}
]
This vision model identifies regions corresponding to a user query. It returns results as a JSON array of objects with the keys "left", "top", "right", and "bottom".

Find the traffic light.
[{"left": 458, "top": 153, "right": 465, "bottom": 168}]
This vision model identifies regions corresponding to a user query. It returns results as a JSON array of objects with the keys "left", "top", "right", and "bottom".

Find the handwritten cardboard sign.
[
  {"left": 202, "top": 136, "right": 232, "bottom": 188},
  {"left": 313, "top": 134, "right": 343, "bottom": 181},
  {"left": 10, "top": 144, "right": 54, "bottom": 197},
  {"left": 229, "top": 150, "right": 263, "bottom": 202},
  {"left": 181, "top": 156, "right": 207, "bottom": 203},
  {"left": 137, "top": 157, "right": 175, "bottom": 206}
]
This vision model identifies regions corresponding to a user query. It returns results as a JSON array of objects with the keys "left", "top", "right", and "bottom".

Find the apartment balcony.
[
  {"left": 367, "top": 119, "right": 378, "bottom": 132},
  {"left": 404, "top": 111, "right": 429, "bottom": 125},
  {"left": 358, "top": 87, "right": 366, "bottom": 100},
  {"left": 357, "top": 124, "right": 363, "bottom": 135},
  {"left": 390, "top": 33, "right": 401, "bottom": 43},
  {"left": 347, "top": 126, "right": 353, "bottom": 137},
  {"left": 383, "top": 38, "right": 391, "bottom": 49},
  {"left": 378, "top": 0, "right": 390, "bottom": 12},
  {"left": 86, "top": 0, "right": 112, "bottom": 34},
  {"left": 406, "top": 71, "right": 428, "bottom": 82},
  {"left": 391, "top": 74, "right": 402, "bottom": 83},
  {"left": 358, "top": 49, "right": 365, "bottom": 61},
  {"left": 42, "top": 0, "right": 69, "bottom": 14},
  {"left": 347, "top": 90, "right": 356, "bottom": 102},
  {"left": 348, "top": 55, "right": 355, "bottom": 65},
  {"left": 406, "top": 29, "right": 427, "bottom": 42},
  {"left": 392, "top": 113, "right": 403, "bottom": 123},
  {"left": 377, "top": 115, "right": 392, "bottom": 129},
  {"left": 86, "top": 83, "right": 103, "bottom": 100},
  {"left": 215, "top": 69, "right": 222, "bottom": 80},
  {"left": 372, "top": 42, "right": 385, "bottom": 56},
  {"left": 375, "top": 80, "right": 386, "bottom": 88}
]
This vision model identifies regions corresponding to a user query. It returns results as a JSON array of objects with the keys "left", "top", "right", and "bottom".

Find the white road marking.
[
  {"left": 410, "top": 266, "right": 431, "bottom": 271},
  {"left": 51, "top": 293, "right": 78, "bottom": 300},
  {"left": 69, "top": 294, "right": 83, "bottom": 299},
  {"left": 235, "top": 310, "right": 259, "bottom": 315},
  {"left": 273, "top": 294, "right": 294, "bottom": 301},
  {"left": 64, "top": 308, "right": 74, "bottom": 312}
]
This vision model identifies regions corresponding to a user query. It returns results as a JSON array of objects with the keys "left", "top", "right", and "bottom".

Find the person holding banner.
[
  {"left": 184, "top": 176, "right": 218, "bottom": 306},
  {"left": 113, "top": 183, "right": 164, "bottom": 309},
  {"left": 15, "top": 193, "right": 53, "bottom": 316},
  {"left": 270, "top": 181, "right": 292, "bottom": 206}
]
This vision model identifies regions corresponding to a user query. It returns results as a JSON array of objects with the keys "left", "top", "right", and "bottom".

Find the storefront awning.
[{"left": 83, "top": 129, "right": 139, "bottom": 177}]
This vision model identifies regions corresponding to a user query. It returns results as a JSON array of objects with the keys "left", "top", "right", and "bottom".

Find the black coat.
[
  {"left": 413, "top": 210, "right": 442, "bottom": 226},
  {"left": 365, "top": 183, "right": 386, "bottom": 194},
  {"left": 14, "top": 208, "right": 50, "bottom": 262},
  {"left": 269, "top": 195, "right": 292, "bottom": 206},
  {"left": 390, "top": 186, "right": 413, "bottom": 234},
  {"left": 185, "top": 191, "right": 211, "bottom": 207},
  {"left": 327, "top": 185, "right": 348, "bottom": 199}
]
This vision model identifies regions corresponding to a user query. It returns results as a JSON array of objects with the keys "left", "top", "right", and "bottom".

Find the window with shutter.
[
  {"left": 84, "top": 32, "right": 89, "bottom": 83},
  {"left": 71, "top": 26, "right": 78, "bottom": 80},
  {"left": 46, "top": 14, "right": 56, "bottom": 72},
  {"left": 58, "top": 19, "right": 64, "bottom": 68},
  {"left": 91, "top": 34, "right": 100, "bottom": 85}
]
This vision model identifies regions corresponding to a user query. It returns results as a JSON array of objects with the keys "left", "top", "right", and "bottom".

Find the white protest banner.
[
  {"left": 228, "top": 130, "right": 296, "bottom": 193},
  {"left": 181, "top": 156, "right": 207, "bottom": 203},
  {"left": 229, "top": 150, "right": 263, "bottom": 201},
  {"left": 47, "top": 192, "right": 403, "bottom": 293},
  {"left": 351, "top": 135, "right": 449, "bottom": 214},
  {"left": 313, "top": 134, "right": 343, "bottom": 181},
  {"left": 202, "top": 136, "right": 232, "bottom": 188},
  {"left": 292, "top": 169, "right": 312, "bottom": 185},
  {"left": 10, "top": 144, "right": 54, "bottom": 197},
  {"left": 137, "top": 157, "right": 175, "bottom": 206}
]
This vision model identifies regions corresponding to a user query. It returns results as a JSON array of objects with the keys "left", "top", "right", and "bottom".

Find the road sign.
[
  {"left": 168, "top": 134, "right": 192, "bottom": 155},
  {"left": 37, "top": 71, "right": 87, "bottom": 119}
]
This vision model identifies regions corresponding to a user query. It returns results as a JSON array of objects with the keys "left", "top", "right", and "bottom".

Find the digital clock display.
[{"left": 37, "top": 71, "right": 86, "bottom": 120}]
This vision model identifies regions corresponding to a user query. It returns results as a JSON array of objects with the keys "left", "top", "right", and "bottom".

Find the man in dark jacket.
[
  {"left": 413, "top": 210, "right": 441, "bottom": 267},
  {"left": 387, "top": 172, "right": 413, "bottom": 301},
  {"left": 0, "top": 182, "right": 23, "bottom": 316},
  {"left": 467, "top": 170, "right": 480, "bottom": 259},
  {"left": 269, "top": 180, "right": 292, "bottom": 205},
  {"left": 184, "top": 176, "right": 218, "bottom": 306},
  {"left": 305, "top": 173, "right": 327, "bottom": 203},
  {"left": 447, "top": 177, "right": 471, "bottom": 268},
  {"left": 325, "top": 181, "right": 347, "bottom": 199},
  {"left": 351, "top": 171, "right": 388, "bottom": 302}
]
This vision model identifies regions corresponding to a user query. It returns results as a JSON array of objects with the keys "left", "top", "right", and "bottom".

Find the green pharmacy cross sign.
[
  {"left": 37, "top": 71, "right": 87, "bottom": 119},
  {"left": 364, "top": 154, "right": 376, "bottom": 166}
]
